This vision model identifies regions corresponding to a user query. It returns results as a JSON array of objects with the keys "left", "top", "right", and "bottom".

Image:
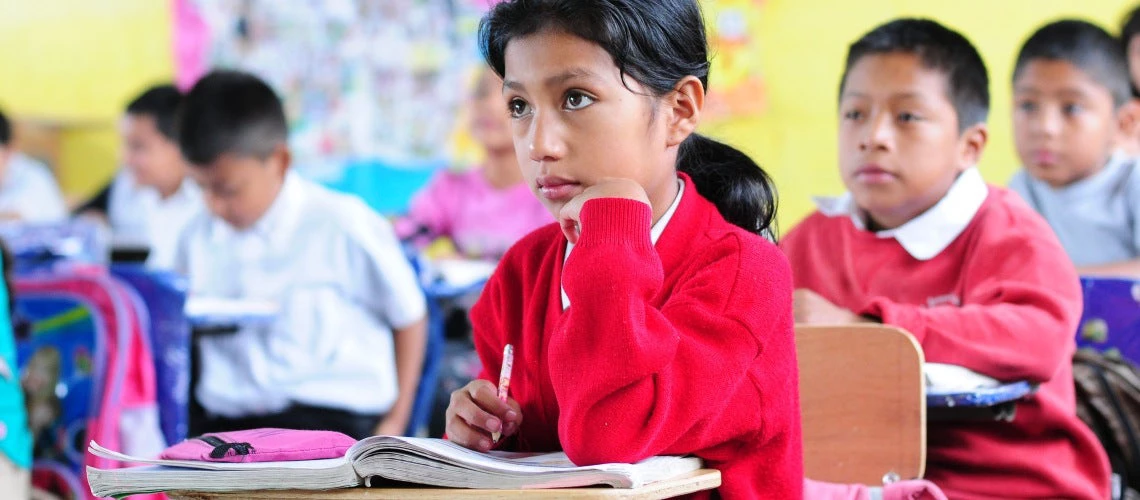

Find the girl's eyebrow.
[{"left": 503, "top": 68, "right": 599, "bottom": 92}]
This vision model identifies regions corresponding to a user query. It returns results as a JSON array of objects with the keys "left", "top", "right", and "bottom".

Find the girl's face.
[{"left": 502, "top": 29, "right": 680, "bottom": 219}]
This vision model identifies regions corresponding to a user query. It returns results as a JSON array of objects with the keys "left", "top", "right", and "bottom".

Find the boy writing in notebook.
[
  {"left": 780, "top": 19, "right": 1110, "bottom": 499},
  {"left": 1008, "top": 20, "right": 1140, "bottom": 276},
  {"left": 174, "top": 70, "right": 427, "bottom": 439}
]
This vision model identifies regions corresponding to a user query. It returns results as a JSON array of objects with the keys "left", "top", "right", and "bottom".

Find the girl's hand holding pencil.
[{"left": 444, "top": 346, "right": 523, "bottom": 453}]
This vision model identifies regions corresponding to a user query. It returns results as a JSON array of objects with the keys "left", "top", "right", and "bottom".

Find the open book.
[{"left": 86, "top": 434, "right": 702, "bottom": 497}]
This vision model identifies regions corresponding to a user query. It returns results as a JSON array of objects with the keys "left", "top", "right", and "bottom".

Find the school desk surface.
[{"left": 165, "top": 468, "right": 721, "bottom": 500}]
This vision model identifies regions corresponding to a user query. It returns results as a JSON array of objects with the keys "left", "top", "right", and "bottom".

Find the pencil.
[{"left": 492, "top": 344, "right": 514, "bottom": 443}]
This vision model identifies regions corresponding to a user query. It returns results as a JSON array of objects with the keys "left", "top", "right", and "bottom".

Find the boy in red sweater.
[
  {"left": 781, "top": 18, "right": 1110, "bottom": 499},
  {"left": 445, "top": 0, "right": 802, "bottom": 498}
]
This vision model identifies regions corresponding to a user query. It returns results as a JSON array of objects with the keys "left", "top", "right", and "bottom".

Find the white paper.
[{"left": 924, "top": 363, "right": 1001, "bottom": 393}]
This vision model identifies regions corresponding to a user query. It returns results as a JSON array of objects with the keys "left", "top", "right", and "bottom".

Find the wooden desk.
[
  {"left": 797, "top": 324, "right": 926, "bottom": 484},
  {"left": 167, "top": 469, "right": 721, "bottom": 499}
]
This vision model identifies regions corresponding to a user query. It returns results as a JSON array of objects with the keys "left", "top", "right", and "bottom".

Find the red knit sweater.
[
  {"left": 469, "top": 175, "right": 802, "bottom": 499},
  {"left": 781, "top": 186, "right": 1110, "bottom": 500}
]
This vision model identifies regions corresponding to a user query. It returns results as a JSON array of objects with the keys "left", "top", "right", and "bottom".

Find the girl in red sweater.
[{"left": 444, "top": 0, "right": 802, "bottom": 497}]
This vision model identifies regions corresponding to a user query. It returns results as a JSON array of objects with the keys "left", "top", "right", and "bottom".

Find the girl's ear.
[{"left": 664, "top": 76, "right": 704, "bottom": 148}]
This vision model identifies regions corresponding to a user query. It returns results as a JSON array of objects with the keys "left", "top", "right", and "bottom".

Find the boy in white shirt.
[
  {"left": 118, "top": 85, "right": 203, "bottom": 268},
  {"left": 174, "top": 70, "right": 428, "bottom": 439},
  {"left": 0, "top": 110, "right": 67, "bottom": 223}
]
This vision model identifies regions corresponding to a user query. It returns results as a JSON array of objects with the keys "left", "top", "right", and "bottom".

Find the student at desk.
[
  {"left": 0, "top": 110, "right": 67, "bottom": 223},
  {"left": 445, "top": 1, "right": 801, "bottom": 498},
  {"left": 173, "top": 70, "right": 428, "bottom": 440},
  {"left": 1008, "top": 21, "right": 1140, "bottom": 278},
  {"left": 780, "top": 19, "right": 1109, "bottom": 499},
  {"left": 397, "top": 67, "right": 552, "bottom": 261},
  {"left": 77, "top": 85, "right": 204, "bottom": 269}
]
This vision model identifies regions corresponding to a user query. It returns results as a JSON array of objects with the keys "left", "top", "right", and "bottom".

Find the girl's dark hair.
[{"left": 478, "top": 0, "right": 778, "bottom": 237}]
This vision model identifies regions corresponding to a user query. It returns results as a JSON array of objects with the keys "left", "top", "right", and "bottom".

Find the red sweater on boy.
[
  {"left": 468, "top": 175, "right": 803, "bottom": 499},
  {"left": 781, "top": 185, "right": 1110, "bottom": 499}
]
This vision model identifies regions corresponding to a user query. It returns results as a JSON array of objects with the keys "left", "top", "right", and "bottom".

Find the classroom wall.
[
  {"left": 706, "top": 0, "right": 1139, "bottom": 230},
  {"left": 0, "top": 1, "right": 1136, "bottom": 224},
  {"left": 0, "top": 0, "right": 173, "bottom": 203}
]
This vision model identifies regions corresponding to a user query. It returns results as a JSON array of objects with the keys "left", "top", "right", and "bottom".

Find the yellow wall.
[
  {"left": 1, "top": 1, "right": 1137, "bottom": 220},
  {"left": 0, "top": 0, "right": 173, "bottom": 202},
  {"left": 705, "top": 0, "right": 1139, "bottom": 231}
]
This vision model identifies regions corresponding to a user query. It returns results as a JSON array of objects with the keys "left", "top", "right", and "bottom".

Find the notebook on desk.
[
  {"left": 86, "top": 429, "right": 703, "bottom": 498},
  {"left": 184, "top": 296, "right": 281, "bottom": 327},
  {"left": 924, "top": 363, "right": 1035, "bottom": 416}
]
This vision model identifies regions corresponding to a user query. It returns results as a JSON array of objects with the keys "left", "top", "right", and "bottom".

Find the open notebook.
[
  {"left": 924, "top": 363, "right": 1003, "bottom": 395},
  {"left": 86, "top": 431, "right": 702, "bottom": 497}
]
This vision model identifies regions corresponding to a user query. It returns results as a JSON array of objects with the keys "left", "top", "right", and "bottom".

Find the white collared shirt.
[
  {"left": 0, "top": 153, "right": 67, "bottom": 223},
  {"left": 107, "top": 170, "right": 148, "bottom": 244},
  {"left": 813, "top": 168, "right": 989, "bottom": 261},
  {"left": 144, "top": 180, "right": 203, "bottom": 270},
  {"left": 562, "top": 178, "right": 685, "bottom": 309},
  {"left": 175, "top": 172, "right": 427, "bottom": 417},
  {"left": 106, "top": 170, "right": 205, "bottom": 269}
]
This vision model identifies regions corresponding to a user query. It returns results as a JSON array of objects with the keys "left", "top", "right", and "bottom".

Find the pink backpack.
[{"left": 18, "top": 269, "right": 165, "bottom": 500}]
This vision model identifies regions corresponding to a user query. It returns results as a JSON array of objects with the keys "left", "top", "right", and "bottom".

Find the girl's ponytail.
[{"left": 677, "top": 134, "right": 778, "bottom": 239}]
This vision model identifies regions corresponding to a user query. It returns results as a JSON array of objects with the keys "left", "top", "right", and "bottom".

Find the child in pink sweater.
[{"left": 399, "top": 69, "right": 551, "bottom": 259}]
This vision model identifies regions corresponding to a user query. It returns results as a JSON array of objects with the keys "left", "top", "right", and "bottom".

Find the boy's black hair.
[
  {"left": 0, "top": 109, "right": 9, "bottom": 147},
  {"left": 126, "top": 84, "right": 183, "bottom": 141},
  {"left": 840, "top": 18, "right": 990, "bottom": 132},
  {"left": 480, "top": 0, "right": 778, "bottom": 237},
  {"left": 1122, "top": 5, "right": 1140, "bottom": 96},
  {"left": 1014, "top": 19, "right": 1131, "bottom": 108},
  {"left": 177, "top": 69, "right": 287, "bottom": 166}
]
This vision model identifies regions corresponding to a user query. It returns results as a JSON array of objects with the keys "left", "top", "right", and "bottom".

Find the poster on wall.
[
  {"left": 705, "top": 0, "right": 768, "bottom": 122},
  {"left": 173, "top": 0, "right": 767, "bottom": 211},
  {"left": 176, "top": 0, "right": 492, "bottom": 212}
]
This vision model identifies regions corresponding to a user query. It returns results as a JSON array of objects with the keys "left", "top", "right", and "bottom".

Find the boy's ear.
[
  {"left": 1115, "top": 99, "right": 1140, "bottom": 156},
  {"left": 957, "top": 122, "right": 988, "bottom": 171},
  {"left": 268, "top": 143, "right": 291, "bottom": 177},
  {"left": 664, "top": 76, "right": 705, "bottom": 148}
]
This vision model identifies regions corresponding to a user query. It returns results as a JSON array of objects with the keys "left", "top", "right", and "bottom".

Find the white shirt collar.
[
  {"left": 813, "top": 167, "right": 988, "bottom": 261},
  {"left": 165, "top": 178, "right": 201, "bottom": 204},
  {"left": 562, "top": 178, "right": 684, "bottom": 309},
  {"left": 208, "top": 171, "right": 303, "bottom": 245},
  {"left": 652, "top": 177, "right": 685, "bottom": 243}
]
